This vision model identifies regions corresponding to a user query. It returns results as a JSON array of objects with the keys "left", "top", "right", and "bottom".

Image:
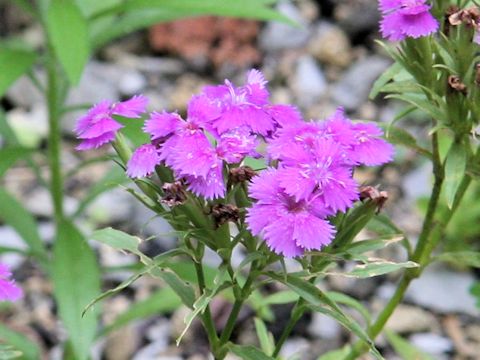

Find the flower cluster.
[
  {"left": 246, "top": 108, "right": 393, "bottom": 257},
  {"left": 379, "top": 0, "right": 439, "bottom": 41},
  {"left": 75, "top": 70, "right": 393, "bottom": 258},
  {"left": 0, "top": 264, "right": 22, "bottom": 302}
]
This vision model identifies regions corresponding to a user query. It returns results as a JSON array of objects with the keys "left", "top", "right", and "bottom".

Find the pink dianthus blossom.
[
  {"left": 0, "top": 264, "right": 22, "bottom": 302},
  {"left": 379, "top": 0, "right": 439, "bottom": 41},
  {"left": 75, "top": 95, "right": 148, "bottom": 150},
  {"left": 246, "top": 169, "right": 335, "bottom": 257},
  {"left": 126, "top": 144, "right": 161, "bottom": 178}
]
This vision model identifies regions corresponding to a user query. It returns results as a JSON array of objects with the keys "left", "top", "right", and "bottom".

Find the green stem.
[
  {"left": 217, "top": 262, "right": 258, "bottom": 357},
  {"left": 272, "top": 298, "right": 305, "bottom": 357},
  {"left": 343, "top": 133, "right": 475, "bottom": 360},
  {"left": 46, "top": 54, "right": 65, "bottom": 223},
  {"left": 192, "top": 255, "right": 220, "bottom": 355}
]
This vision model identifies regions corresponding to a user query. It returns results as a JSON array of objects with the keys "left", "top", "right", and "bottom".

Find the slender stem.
[
  {"left": 46, "top": 54, "right": 65, "bottom": 222},
  {"left": 192, "top": 257, "right": 219, "bottom": 354},
  {"left": 272, "top": 299, "right": 305, "bottom": 357},
  {"left": 343, "top": 133, "right": 475, "bottom": 360}
]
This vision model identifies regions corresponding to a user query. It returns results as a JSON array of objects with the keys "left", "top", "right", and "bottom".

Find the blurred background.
[{"left": 0, "top": 0, "right": 479, "bottom": 359}]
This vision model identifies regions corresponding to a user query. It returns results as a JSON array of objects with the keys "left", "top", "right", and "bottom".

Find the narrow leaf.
[
  {"left": 46, "top": 0, "right": 90, "bottom": 84},
  {"left": 254, "top": 318, "right": 275, "bottom": 355},
  {"left": 229, "top": 344, "right": 274, "bottom": 360},
  {"left": 91, "top": 227, "right": 141, "bottom": 255},
  {"left": 385, "top": 330, "right": 434, "bottom": 360},
  {"left": 338, "top": 261, "right": 418, "bottom": 278},
  {"left": 0, "top": 324, "right": 41, "bottom": 360},
  {"left": 52, "top": 220, "right": 101, "bottom": 360},
  {"left": 0, "top": 147, "right": 33, "bottom": 178},
  {"left": 444, "top": 142, "right": 467, "bottom": 208},
  {"left": 435, "top": 251, "right": 480, "bottom": 268},
  {"left": 369, "top": 62, "right": 402, "bottom": 99},
  {"left": 0, "top": 189, "right": 47, "bottom": 261},
  {"left": 0, "top": 45, "right": 37, "bottom": 97}
]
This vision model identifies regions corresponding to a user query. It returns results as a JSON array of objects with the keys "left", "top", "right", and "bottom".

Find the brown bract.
[
  {"left": 229, "top": 166, "right": 257, "bottom": 184},
  {"left": 161, "top": 181, "right": 187, "bottom": 207},
  {"left": 359, "top": 186, "right": 388, "bottom": 213},
  {"left": 448, "top": 75, "right": 467, "bottom": 94},
  {"left": 211, "top": 203, "right": 240, "bottom": 227}
]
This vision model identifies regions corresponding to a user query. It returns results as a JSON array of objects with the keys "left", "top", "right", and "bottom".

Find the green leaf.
[
  {"left": 0, "top": 147, "right": 32, "bottom": 179},
  {"left": 0, "top": 324, "right": 41, "bottom": 360},
  {"left": 337, "top": 261, "right": 418, "bottom": 278},
  {"left": 91, "top": 0, "right": 293, "bottom": 48},
  {"left": 176, "top": 271, "right": 231, "bottom": 345},
  {"left": 369, "top": 62, "right": 402, "bottom": 99},
  {"left": 150, "top": 268, "right": 196, "bottom": 309},
  {"left": 91, "top": 227, "right": 142, "bottom": 255},
  {"left": 345, "top": 234, "right": 405, "bottom": 256},
  {"left": 52, "top": 220, "right": 101, "bottom": 360},
  {"left": 470, "top": 282, "right": 480, "bottom": 309},
  {"left": 101, "top": 287, "right": 181, "bottom": 336},
  {"left": 46, "top": 0, "right": 90, "bottom": 84},
  {"left": 381, "top": 124, "right": 431, "bottom": 158},
  {"left": 444, "top": 142, "right": 467, "bottom": 209},
  {"left": 386, "top": 93, "right": 445, "bottom": 123},
  {"left": 0, "top": 189, "right": 47, "bottom": 262},
  {"left": 385, "top": 330, "right": 434, "bottom": 360},
  {"left": 229, "top": 344, "right": 274, "bottom": 360},
  {"left": 243, "top": 157, "right": 267, "bottom": 171},
  {"left": 0, "top": 344, "right": 22, "bottom": 360},
  {"left": 317, "top": 346, "right": 351, "bottom": 360},
  {"left": 254, "top": 318, "right": 275, "bottom": 355},
  {"left": 435, "top": 251, "right": 480, "bottom": 268},
  {"left": 83, "top": 249, "right": 185, "bottom": 313},
  {"left": 326, "top": 291, "right": 371, "bottom": 324},
  {"left": 0, "top": 45, "right": 37, "bottom": 97}
]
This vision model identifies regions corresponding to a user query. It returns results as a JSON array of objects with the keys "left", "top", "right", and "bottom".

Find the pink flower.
[
  {"left": 0, "top": 264, "right": 22, "bottom": 302},
  {"left": 126, "top": 144, "right": 161, "bottom": 178},
  {"left": 75, "top": 95, "right": 148, "bottom": 150},
  {"left": 379, "top": 0, "right": 439, "bottom": 41},
  {"left": 195, "top": 69, "right": 276, "bottom": 135},
  {"left": 246, "top": 169, "right": 335, "bottom": 257},
  {"left": 322, "top": 108, "right": 394, "bottom": 166}
]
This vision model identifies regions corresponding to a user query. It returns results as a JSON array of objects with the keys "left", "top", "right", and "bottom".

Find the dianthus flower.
[
  {"left": 0, "top": 264, "right": 22, "bottom": 302},
  {"left": 126, "top": 144, "right": 161, "bottom": 178},
  {"left": 194, "top": 69, "right": 301, "bottom": 136},
  {"left": 246, "top": 169, "right": 335, "bottom": 257},
  {"left": 140, "top": 106, "right": 259, "bottom": 199},
  {"left": 379, "top": 0, "right": 439, "bottom": 41},
  {"left": 75, "top": 95, "right": 148, "bottom": 150}
]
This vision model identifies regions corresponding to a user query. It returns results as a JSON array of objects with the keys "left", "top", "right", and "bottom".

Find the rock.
[
  {"left": 402, "top": 162, "right": 432, "bottom": 201},
  {"left": 331, "top": 56, "right": 391, "bottom": 110},
  {"left": 118, "top": 69, "right": 147, "bottom": 96},
  {"left": 132, "top": 203, "right": 176, "bottom": 250},
  {"left": 406, "top": 266, "right": 478, "bottom": 316},
  {"left": 259, "top": 1, "right": 310, "bottom": 52},
  {"left": 292, "top": 55, "right": 327, "bottom": 107},
  {"left": 86, "top": 188, "right": 134, "bottom": 224},
  {"left": 308, "top": 22, "right": 352, "bottom": 68},
  {"left": 409, "top": 333, "right": 453, "bottom": 356},
  {"left": 6, "top": 104, "right": 48, "bottom": 148},
  {"left": 334, "top": 0, "right": 380, "bottom": 35},
  {"left": 279, "top": 337, "right": 311, "bottom": 359},
  {"left": 385, "top": 305, "right": 437, "bottom": 333},
  {"left": 6, "top": 71, "right": 44, "bottom": 108},
  {"left": 308, "top": 313, "right": 342, "bottom": 339}
]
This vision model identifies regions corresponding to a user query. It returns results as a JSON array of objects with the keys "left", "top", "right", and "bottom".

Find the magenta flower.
[
  {"left": 0, "top": 264, "right": 22, "bottom": 302},
  {"left": 379, "top": 0, "right": 439, "bottom": 41},
  {"left": 195, "top": 69, "right": 276, "bottom": 135},
  {"left": 75, "top": 95, "right": 148, "bottom": 150},
  {"left": 126, "top": 144, "right": 161, "bottom": 178},
  {"left": 246, "top": 169, "right": 335, "bottom": 258},
  {"left": 322, "top": 108, "right": 394, "bottom": 166}
]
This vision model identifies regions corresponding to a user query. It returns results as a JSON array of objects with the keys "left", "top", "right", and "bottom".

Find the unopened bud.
[
  {"left": 448, "top": 75, "right": 467, "bottom": 94},
  {"left": 211, "top": 203, "right": 240, "bottom": 227},
  {"left": 161, "top": 182, "right": 187, "bottom": 207},
  {"left": 359, "top": 186, "right": 388, "bottom": 213},
  {"left": 229, "top": 166, "right": 257, "bottom": 184}
]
